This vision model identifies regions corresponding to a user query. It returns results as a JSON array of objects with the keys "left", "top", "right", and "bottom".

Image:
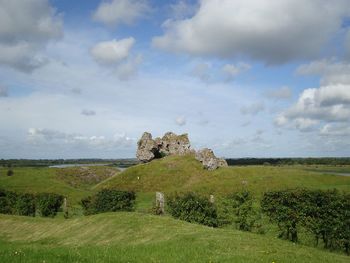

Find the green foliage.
[
  {"left": 15, "top": 193, "right": 36, "bottom": 216},
  {"left": 7, "top": 169, "right": 14, "bottom": 176},
  {"left": 81, "top": 189, "right": 136, "bottom": 215},
  {"left": 167, "top": 192, "right": 218, "bottom": 227},
  {"left": 36, "top": 193, "right": 64, "bottom": 217},
  {"left": 261, "top": 189, "right": 303, "bottom": 242},
  {"left": 261, "top": 189, "right": 350, "bottom": 254},
  {"left": 220, "top": 191, "right": 262, "bottom": 232}
]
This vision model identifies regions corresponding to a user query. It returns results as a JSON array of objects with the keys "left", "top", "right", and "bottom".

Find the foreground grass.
[{"left": 0, "top": 212, "right": 349, "bottom": 263}]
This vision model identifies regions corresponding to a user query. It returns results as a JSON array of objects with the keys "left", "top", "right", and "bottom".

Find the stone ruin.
[{"left": 136, "top": 131, "right": 228, "bottom": 170}]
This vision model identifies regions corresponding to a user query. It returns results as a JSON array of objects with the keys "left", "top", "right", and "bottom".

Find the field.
[{"left": 0, "top": 155, "right": 349, "bottom": 262}]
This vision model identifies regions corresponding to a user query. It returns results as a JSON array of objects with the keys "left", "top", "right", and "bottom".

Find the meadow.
[{"left": 0, "top": 155, "right": 349, "bottom": 262}]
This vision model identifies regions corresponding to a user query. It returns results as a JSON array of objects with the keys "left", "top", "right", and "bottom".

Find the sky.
[{"left": 0, "top": 0, "right": 350, "bottom": 159}]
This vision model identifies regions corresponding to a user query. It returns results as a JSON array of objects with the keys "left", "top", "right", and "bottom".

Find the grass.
[
  {"left": 98, "top": 155, "right": 350, "bottom": 196},
  {"left": 0, "top": 212, "right": 349, "bottom": 263},
  {"left": 0, "top": 166, "right": 119, "bottom": 205},
  {"left": 0, "top": 156, "right": 350, "bottom": 262}
]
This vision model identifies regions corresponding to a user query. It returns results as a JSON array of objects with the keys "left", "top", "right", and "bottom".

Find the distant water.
[
  {"left": 323, "top": 172, "right": 350, "bottom": 177},
  {"left": 49, "top": 163, "right": 109, "bottom": 168}
]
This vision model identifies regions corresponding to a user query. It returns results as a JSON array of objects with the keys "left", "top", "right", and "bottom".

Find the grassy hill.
[
  {"left": 0, "top": 166, "right": 120, "bottom": 205},
  {"left": 98, "top": 155, "right": 350, "bottom": 195},
  {"left": 0, "top": 212, "right": 349, "bottom": 263},
  {"left": 0, "top": 156, "right": 349, "bottom": 262}
]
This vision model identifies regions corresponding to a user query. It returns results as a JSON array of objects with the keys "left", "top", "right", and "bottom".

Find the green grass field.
[
  {"left": 0, "top": 213, "right": 349, "bottom": 263},
  {"left": 0, "top": 155, "right": 349, "bottom": 262}
]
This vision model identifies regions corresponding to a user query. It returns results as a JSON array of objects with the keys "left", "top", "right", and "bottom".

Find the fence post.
[
  {"left": 209, "top": 194, "right": 215, "bottom": 204},
  {"left": 156, "top": 192, "right": 165, "bottom": 214}
]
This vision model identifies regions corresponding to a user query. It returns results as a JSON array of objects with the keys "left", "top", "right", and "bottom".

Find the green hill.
[
  {"left": 0, "top": 212, "right": 349, "bottom": 263},
  {"left": 98, "top": 155, "right": 350, "bottom": 195},
  {"left": 1, "top": 156, "right": 350, "bottom": 262}
]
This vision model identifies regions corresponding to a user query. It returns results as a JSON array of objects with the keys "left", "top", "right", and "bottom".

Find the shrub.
[
  {"left": 81, "top": 189, "right": 136, "bottom": 215},
  {"left": 167, "top": 192, "right": 218, "bottom": 227},
  {"left": 81, "top": 196, "right": 97, "bottom": 215},
  {"left": 0, "top": 189, "right": 17, "bottom": 214},
  {"left": 15, "top": 193, "right": 36, "bottom": 216},
  {"left": 261, "top": 189, "right": 304, "bottom": 242},
  {"left": 7, "top": 170, "right": 14, "bottom": 176},
  {"left": 36, "top": 193, "right": 64, "bottom": 217},
  {"left": 261, "top": 189, "right": 350, "bottom": 254},
  {"left": 221, "top": 191, "right": 262, "bottom": 232}
]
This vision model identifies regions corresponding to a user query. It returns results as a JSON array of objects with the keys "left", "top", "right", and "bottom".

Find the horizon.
[{"left": 1, "top": 0, "right": 350, "bottom": 159}]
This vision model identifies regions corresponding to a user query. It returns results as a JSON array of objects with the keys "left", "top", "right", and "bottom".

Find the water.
[
  {"left": 49, "top": 163, "right": 128, "bottom": 172},
  {"left": 49, "top": 163, "right": 109, "bottom": 168}
]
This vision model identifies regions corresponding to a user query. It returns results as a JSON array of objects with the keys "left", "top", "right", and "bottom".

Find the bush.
[
  {"left": 81, "top": 189, "right": 136, "bottom": 215},
  {"left": 167, "top": 192, "right": 218, "bottom": 227},
  {"left": 221, "top": 191, "right": 262, "bottom": 232},
  {"left": 261, "top": 189, "right": 305, "bottom": 242},
  {"left": 15, "top": 193, "right": 36, "bottom": 216},
  {"left": 36, "top": 193, "right": 64, "bottom": 217},
  {"left": 261, "top": 189, "right": 350, "bottom": 254},
  {"left": 7, "top": 170, "right": 14, "bottom": 176},
  {"left": 0, "top": 189, "right": 17, "bottom": 214}
]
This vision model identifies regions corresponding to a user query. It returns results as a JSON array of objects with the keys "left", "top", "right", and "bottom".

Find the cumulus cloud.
[
  {"left": 90, "top": 38, "right": 135, "bottom": 65},
  {"left": 0, "top": 0, "right": 63, "bottom": 72},
  {"left": 153, "top": 0, "right": 350, "bottom": 64},
  {"left": 240, "top": 102, "right": 265, "bottom": 115},
  {"left": 81, "top": 109, "right": 96, "bottom": 116},
  {"left": 276, "top": 84, "right": 350, "bottom": 133},
  {"left": 297, "top": 59, "right": 350, "bottom": 85},
  {"left": 265, "top": 86, "right": 292, "bottom": 100},
  {"left": 222, "top": 63, "right": 251, "bottom": 81},
  {"left": 0, "top": 85, "right": 8, "bottom": 97},
  {"left": 277, "top": 58, "right": 350, "bottom": 133},
  {"left": 93, "top": 0, "right": 150, "bottom": 27},
  {"left": 175, "top": 116, "right": 186, "bottom": 126}
]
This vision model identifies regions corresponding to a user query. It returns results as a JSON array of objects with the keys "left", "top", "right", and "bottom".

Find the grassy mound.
[
  {"left": 0, "top": 166, "right": 119, "bottom": 205},
  {"left": 98, "top": 155, "right": 350, "bottom": 195},
  {"left": 0, "top": 212, "right": 349, "bottom": 263}
]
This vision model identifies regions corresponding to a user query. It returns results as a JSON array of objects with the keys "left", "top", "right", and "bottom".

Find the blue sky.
[{"left": 0, "top": 0, "right": 350, "bottom": 159}]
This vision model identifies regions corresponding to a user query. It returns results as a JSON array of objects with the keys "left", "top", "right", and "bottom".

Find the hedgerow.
[
  {"left": 81, "top": 189, "right": 135, "bottom": 215},
  {"left": 167, "top": 192, "right": 218, "bottom": 227}
]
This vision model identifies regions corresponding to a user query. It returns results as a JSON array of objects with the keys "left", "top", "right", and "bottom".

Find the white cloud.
[
  {"left": 0, "top": 0, "right": 62, "bottom": 72},
  {"left": 175, "top": 116, "right": 186, "bottom": 126},
  {"left": 28, "top": 128, "right": 134, "bottom": 148},
  {"left": 115, "top": 54, "right": 143, "bottom": 80},
  {"left": 153, "top": 0, "right": 350, "bottom": 64},
  {"left": 93, "top": 0, "right": 150, "bottom": 27},
  {"left": 0, "top": 85, "right": 8, "bottom": 97},
  {"left": 240, "top": 102, "right": 265, "bottom": 115},
  {"left": 90, "top": 38, "right": 135, "bottom": 65},
  {"left": 320, "top": 124, "right": 350, "bottom": 137},
  {"left": 170, "top": 0, "right": 198, "bottom": 19},
  {"left": 222, "top": 62, "right": 251, "bottom": 80},
  {"left": 276, "top": 84, "right": 350, "bottom": 133},
  {"left": 297, "top": 59, "right": 350, "bottom": 85},
  {"left": 289, "top": 85, "right": 350, "bottom": 120},
  {"left": 81, "top": 109, "right": 96, "bottom": 116},
  {"left": 265, "top": 86, "right": 292, "bottom": 100}
]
